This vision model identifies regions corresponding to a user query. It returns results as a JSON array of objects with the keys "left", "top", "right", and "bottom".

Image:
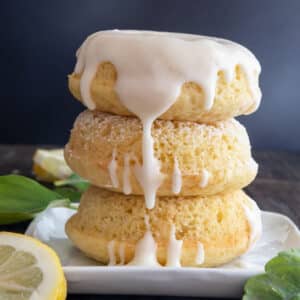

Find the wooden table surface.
[{"left": 0, "top": 145, "right": 299, "bottom": 300}]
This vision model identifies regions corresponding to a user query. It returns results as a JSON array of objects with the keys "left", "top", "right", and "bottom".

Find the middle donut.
[{"left": 65, "top": 110, "right": 257, "bottom": 197}]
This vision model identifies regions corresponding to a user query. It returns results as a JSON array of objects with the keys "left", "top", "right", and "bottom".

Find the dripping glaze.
[
  {"left": 196, "top": 242, "right": 205, "bottom": 265},
  {"left": 108, "top": 149, "right": 119, "bottom": 188},
  {"left": 107, "top": 240, "right": 116, "bottom": 266},
  {"left": 122, "top": 154, "right": 132, "bottom": 195},
  {"left": 243, "top": 198, "right": 262, "bottom": 250},
  {"left": 172, "top": 157, "right": 182, "bottom": 195},
  {"left": 199, "top": 169, "right": 210, "bottom": 188},
  {"left": 107, "top": 240, "right": 126, "bottom": 266},
  {"left": 166, "top": 224, "right": 183, "bottom": 267},
  {"left": 74, "top": 30, "right": 261, "bottom": 209},
  {"left": 127, "top": 215, "right": 161, "bottom": 267}
]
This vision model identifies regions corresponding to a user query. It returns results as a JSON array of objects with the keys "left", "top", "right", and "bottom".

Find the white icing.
[
  {"left": 243, "top": 198, "right": 262, "bottom": 250},
  {"left": 196, "top": 242, "right": 205, "bottom": 265},
  {"left": 199, "top": 169, "right": 210, "bottom": 188},
  {"left": 108, "top": 149, "right": 119, "bottom": 188},
  {"left": 122, "top": 154, "right": 132, "bottom": 195},
  {"left": 128, "top": 215, "right": 161, "bottom": 267},
  {"left": 248, "top": 157, "right": 259, "bottom": 171},
  {"left": 172, "top": 157, "right": 182, "bottom": 195},
  {"left": 75, "top": 30, "right": 261, "bottom": 209},
  {"left": 119, "top": 242, "right": 125, "bottom": 265},
  {"left": 75, "top": 30, "right": 261, "bottom": 112},
  {"left": 108, "top": 240, "right": 127, "bottom": 266},
  {"left": 166, "top": 225, "right": 183, "bottom": 267},
  {"left": 107, "top": 240, "right": 116, "bottom": 266},
  {"left": 132, "top": 135, "right": 163, "bottom": 209}
]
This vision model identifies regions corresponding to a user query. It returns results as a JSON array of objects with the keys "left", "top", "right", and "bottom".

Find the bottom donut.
[{"left": 66, "top": 186, "right": 262, "bottom": 267}]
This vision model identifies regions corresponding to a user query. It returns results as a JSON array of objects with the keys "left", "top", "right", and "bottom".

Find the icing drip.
[
  {"left": 172, "top": 157, "right": 182, "bottom": 195},
  {"left": 75, "top": 30, "right": 261, "bottom": 209},
  {"left": 128, "top": 215, "right": 161, "bottom": 267},
  {"left": 119, "top": 242, "right": 125, "bottom": 265},
  {"left": 75, "top": 30, "right": 261, "bottom": 113},
  {"left": 166, "top": 225, "right": 183, "bottom": 267},
  {"left": 122, "top": 154, "right": 132, "bottom": 195},
  {"left": 108, "top": 240, "right": 126, "bottom": 266},
  {"left": 108, "top": 149, "right": 119, "bottom": 188},
  {"left": 132, "top": 119, "right": 164, "bottom": 209},
  {"left": 195, "top": 242, "right": 205, "bottom": 265},
  {"left": 107, "top": 240, "right": 116, "bottom": 266},
  {"left": 199, "top": 169, "right": 210, "bottom": 188},
  {"left": 243, "top": 198, "right": 262, "bottom": 250}
]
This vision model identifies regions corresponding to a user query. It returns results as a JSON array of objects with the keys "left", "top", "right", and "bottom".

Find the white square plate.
[{"left": 26, "top": 208, "right": 300, "bottom": 298}]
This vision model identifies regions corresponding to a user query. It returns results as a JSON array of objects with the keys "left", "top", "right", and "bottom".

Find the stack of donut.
[{"left": 65, "top": 30, "right": 262, "bottom": 267}]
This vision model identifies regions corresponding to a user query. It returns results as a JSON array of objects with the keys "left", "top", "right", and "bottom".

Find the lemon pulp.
[{"left": 0, "top": 232, "right": 66, "bottom": 300}]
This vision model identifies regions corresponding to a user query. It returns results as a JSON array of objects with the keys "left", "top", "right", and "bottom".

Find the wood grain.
[{"left": 0, "top": 145, "right": 299, "bottom": 300}]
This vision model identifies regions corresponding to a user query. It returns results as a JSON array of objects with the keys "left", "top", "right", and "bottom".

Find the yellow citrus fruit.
[
  {"left": 0, "top": 232, "right": 67, "bottom": 300},
  {"left": 33, "top": 149, "right": 72, "bottom": 182}
]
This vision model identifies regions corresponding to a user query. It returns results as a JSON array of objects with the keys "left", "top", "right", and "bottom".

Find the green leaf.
[
  {"left": 53, "top": 187, "right": 81, "bottom": 202},
  {"left": 0, "top": 175, "right": 64, "bottom": 225},
  {"left": 0, "top": 212, "right": 34, "bottom": 225},
  {"left": 54, "top": 173, "right": 89, "bottom": 192},
  {"left": 243, "top": 249, "right": 300, "bottom": 300},
  {"left": 266, "top": 249, "right": 300, "bottom": 289}
]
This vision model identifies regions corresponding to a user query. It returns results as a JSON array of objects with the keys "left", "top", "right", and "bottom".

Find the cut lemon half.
[
  {"left": 0, "top": 232, "right": 67, "bottom": 300},
  {"left": 33, "top": 149, "right": 72, "bottom": 182}
]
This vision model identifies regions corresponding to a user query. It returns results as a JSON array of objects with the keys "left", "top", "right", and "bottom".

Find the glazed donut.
[
  {"left": 64, "top": 110, "right": 257, "bottom": 197},
  {"left": 68, "top": 30, "right": 261, "bottom": 123},
  {"left": 65, "top": 186, "right": 261, "bottom": 267},
  {"left": 69, "top": 64, "right": 259, "bottom": 123}
]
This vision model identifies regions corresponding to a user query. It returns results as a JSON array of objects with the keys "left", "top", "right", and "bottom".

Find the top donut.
[{"left": 68, "top": 30, "right": 261, "bottom": 123}]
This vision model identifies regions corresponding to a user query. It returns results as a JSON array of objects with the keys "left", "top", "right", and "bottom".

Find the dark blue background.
[{"left": 1, "top": 0, "right": 300, "bottom": 150}]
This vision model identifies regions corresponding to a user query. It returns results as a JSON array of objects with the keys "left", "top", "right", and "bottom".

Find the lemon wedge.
[
  {"left": 33, "top": 149, "right": 72, "bottom": 182},
  {"left": 0, "top": 232, "right": 67, "bottom": 300}
]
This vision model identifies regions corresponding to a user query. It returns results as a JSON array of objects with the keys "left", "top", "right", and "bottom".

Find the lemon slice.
[
  {"left": 33, "top": 149, "right": 72, "bottom": 182},
  {"left": 0, "top": 232, "right": 67, "bottom": 300}
]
